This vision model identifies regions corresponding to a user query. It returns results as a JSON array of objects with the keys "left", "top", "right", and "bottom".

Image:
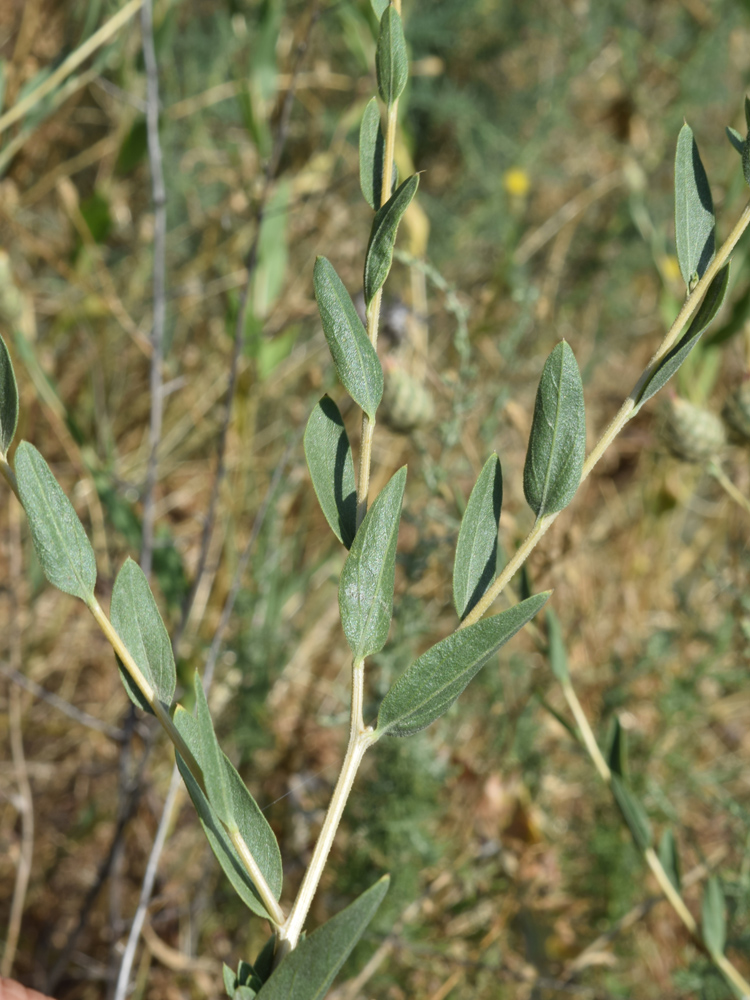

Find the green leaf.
[
  {"left": 377, "top": 592, "right": 550, "bottom": 737},
  {"left": 0, "top": 333, "right": 18, "bottom": 456},
  {"left": 701, "top": 876, "right": 726, "bottom": 957},
  {"left": 375, "top": 6, "right": 408, "bottom": 106},
  {"left": 745, "top": 95, "right": 750, "bottom": 132},
  {"left": 545, "top": 607, "right": 569, "bottom": 683},
  {"left": 313, "top": 257, "right": 383, "bottom": 419},
  {"left": 674, "top": 123, "right": 715, "bottom": 288},
  {"left": 15, "top": 441, "right": 97, "bottom": 603},
  {"left": 607, "top": 716, "right": 627, "bottom": 779},
  {"left": 359, "top": 98, "right": 386, "bottom": 211},
  {"left": 111, "top": 558, "right": 176, "bottom": 715},
  {"left": 370, "top": 0, "right": 389, "bottom": 18},
  {"left": 658, "top": 828, "right": 681, "bottom": 892},
  {"left": 339, "top": 466, "right": 406, "bottom": 660},
  {"left": 193, "top": 671, "right": 235, "bottom": 828},
  {"left": 453, "top": 454, "right": 502, "bottom": 620},
  {"left": 726, "top": 126, "right": 744, "bottom": 155},
  {"left": 611, "top": 774, "right": 652, "bottom": 851},
  {"left": 523, "top": 341, "right": 586, "bottom": 519},
  {"left": 173, "top": 705, "right": 283, "bottom": 921},
  {"left": 304, "top": 396, "right": 357, "bottom": 549},
  {"left": 363, "top": 174, "right": 419, "bottom": 306},
  {"left": 743, "top": 136, "right": 750, "bottom": 188},
  {"left": 634, "top": 264, "right": 730, "bottom": 409},
  {"left": 256, "top": 876, "right": 389, "bottom": 999}
]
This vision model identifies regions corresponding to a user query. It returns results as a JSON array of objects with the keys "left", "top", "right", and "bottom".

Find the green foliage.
[
  {"left": 674, "top": 123, "right": 715, "bottom": 289},
  {"left": 545, "top": 607, "right": 569, "bottom": 683},
  {"left": 375, "top": 6, "right": 408, "bottom": 106},
  {"left": 359, "top": 98, "right": 386, "bottom": 211},
  {"left": 702, "top": 877, "right": 727, "bottom": 957},
  {"left": 658, "top": 828, "right": 681, "bottom": 892},
  {"left": 364, "top": 174, "right": 419, "bottom": 305},
  {"left": 611, "top": 774, "right": 652, "bottom": 852},
  {"left": 453, "top": 453, "right": 502, "bottom": 620},
  {"left": 304, "top": 396, "right": 357, "bottom": 549},
  {"left": 0, "top": 332, "right": 18, "bottom": 456}
]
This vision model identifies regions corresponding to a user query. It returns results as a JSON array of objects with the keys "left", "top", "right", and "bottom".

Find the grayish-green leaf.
[
  {"left": 745, "top": 95, "right": 750, "bottom": 132},
  {"left": 634, "top": 264, "right": 730, "bottom": 409},
  {"left": 313, "top": 256, "right": 383, "bottom": 419},
  {"left": 0, "top": 333, "right": 18, "bottom": 456},
  {"left": 375, "top": 5, "right": 408, "bottom": 106},
  {"left": 607, "top": 716, "right": 627, "bottom": 779},
  {"left": 701, "top": 876, "right": 726, "bottom": 956},
  {"left": 304, "top": 396, "right": 357, "bottom": 548},
  {"left": 377, "top": 592, "right": 550, "bottom": 738},
  {"left": 726, "top": 126, "right": 744, "bottom": 155},
  {"left": 173, "top": 704, "right": 283, "bottom": 920},
  {"left": 339, "top": 467, "right": 406, "bottom": 660},
  {"left": 193, "top": 671, "right": 235, "bottom": 827},
  {"left": 611, "top": 774, "right": 652, "bottom": 851},
  {"left": 658, "top": 828, "right": 681, "bottom": 892},
  {"left": 453, "top": 454, "right": 502, "bottom": 620},
  {"left": 15, "top": 441, "right": 97, "bottom": 602},
  {"left": 674, "top": 123, "right": 715, "bottom": 288},
  {"left": 370, "top": 0, "right": 389, "bottom": 18},
  {"left": 523, "top": 341, "right": 586, "bottom": 519},
  {"left": 111, "top": 558, "right": 176, "bottom": 716},
  {"left": 359, "top": 98, "right": 385, "bottom": 211},
  {"left": 545, "top": 607, "right": 569, "bottom": 683},
  {"left": 364, "top": 174, "right": 419, "bottom": 305},
  {"left": 743, "top": 136, "right": 750, "bottom": 188},
  {"left": 256, "top": 876, "right": 389, "bottom": 999}
]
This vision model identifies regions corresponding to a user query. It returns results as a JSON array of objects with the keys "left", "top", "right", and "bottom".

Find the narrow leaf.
[
  {"left": 111, "top": 558, "right": 176, "bottom": 715},
  {"left": 339, "top": 466, "right": 406, "bottom": 660},
  {"left": 359, "top": 98, "right": 385, "bottom": 211},
  {"left": 304, "top": 396, "right": 357, "bottom": 548},
  {"left": 523, "top": 341, "right": 586, "bottom": 519},
  {"left": 453, "top": 454, "right": 502, "bottom": 620},
  {"left": 545, "top": 607, "right": 570, "bottom": 683},
  {"left": 726, "top": 126, "right": 744, "bottom": 155},
  {"left": 611, "top": 774, "right": 652, "bottom": 851},
  {"left": 745, "top": 95, "right": 750, "bottom": 132},
  {"left": 743, "top": 136, "right": 750, "bottom": 188},
  {"left": 634, "top": 264, "right": 730, "bottom": 408},
  {"left": 193, "top": 671, "right": 235, "bottom": 827},
  {"left": 173, "top": 705, "right": 283, "bottom": 920},
  {"left": 658, "top": 828, "right": 681, "bottom": 892},
  {"left": 607, "top": 716, "right": 627, "bottom": 779},
  {"left": 364, "top": 174, "right": 419, "bottom": 305},
  {"left": 256, "top": 876, "right": 389, "bottom": 1000},
  {"left": 15, "top": 441, "right": 97, "bottom": 602},
  {"left": 376, "top": 5, "right": 408, "bottom": 106},
  {"left": 701, "top": 876, "right": 726, "bottom": 956},
  {"left": 377, "top": 592, "right": 550, "bottom": 737},
  {"left": 370, "top": 0, "right": 389, "bottom": 18},
  {"left": 674, "top": 123, "right": 715, "bottom": 288},
  {"left": 313, "top": 256, "right": 383, "bottom": 419},
  {"left": 0, "top": 333, "right": 18, "bottom": 456}
]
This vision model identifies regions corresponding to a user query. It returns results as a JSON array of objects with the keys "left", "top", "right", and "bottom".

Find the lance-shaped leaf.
[
  {"left": 256, "top": 876, "right": 389, "bottom": 999},
  {"left": 339, "top": 466, "right": 406, "bottom": 660},
  {"left": 658, "top": 828, "right": 681, "bottom": 892},
  {"left": 675, "top": 123, "right": 715, "bottom": 288},
  {"left": 634, "top": 263, "right": 730, "bottom": 409},
  {"left": 727, "top": 126, "right": 744, "bottom": 155},
  {"left": 111, "top": 558, "right": 176, "bottom": 715},
  {"left": 192, "top": 671, "right": 235, "bottom": 827},
  {"left": 611, "top": 774, "right": 652, "bottom": 851},
  {"left": 453, "top": 454, "right": 502, "bottom": 620},
  {"left": 376, "top": 5, "right": 408, "bottom": 106},
  {"left": 15, "top": 441, "right": 97, "bottom": 603},
  {"left": 304, "top": 396, "right": 357, "bottom": 548},
  {"left": 545, "top": 607, "right": 570, "bottom": 683},
  {"left": 173, "top": 704, "right": 283, "bottom": 920},
  {"left": 371, "top": 0, "right": 388, "bottom": 18},
  {"left": 744, "top": 97, "right": 750, "bottom": 187},
  {"left": 377, "top": 592, "right": 550, "bottom": 738},
  {"left": 0, "top": 333, "right": 18, "bottom": 456},
  {"left": 360, "top": 98, "right": 386, "bottom": 211},
  {"left": 701, "top": 876, "right": 726, "bottom": 957},
  {"left": 364, "top": 174, "right": 419, "bottom": 305},
  {"left": 313, "top": 256, "right": 383, "bottom": 419},
  {"left": 607, "top": 716, "right": 628, "bottom": 779},
  {"left": 523, "top": 341, "right": 586, "bottom": 519}
]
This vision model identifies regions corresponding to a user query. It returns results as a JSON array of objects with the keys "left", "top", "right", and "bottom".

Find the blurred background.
[{"left": 1, "top": 0, "right": 750, "bottom": 997}]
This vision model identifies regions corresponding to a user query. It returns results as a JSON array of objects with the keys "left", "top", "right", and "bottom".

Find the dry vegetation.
[{"left": 1, "top": 0, "right": 750, "bottom": 998}]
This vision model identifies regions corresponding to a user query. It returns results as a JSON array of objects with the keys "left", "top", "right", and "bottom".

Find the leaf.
[
  {"left": 726, "top": 125, "right": 744, "bottom": 155},
  {"left": 674, "top": 123, "right": 715, "bottom": 288},
  {"left": 111, "top": 558, "right": 176, "bottom": 715},
  {"left": 658, "top": 828, "right": 681, "bottom": 892},
  {"left": 256, "top": 876, "right": 389, "bottom": 999},
  {"left": 607, "top": 716, "right": 627, "bottom": 779},
  {"left": 701, "top": 876, "right": 726, "bottom": 956},
  {"left": 545, "top": 607, "right": 569, "bottom": 683},
  {"left": 453, "top": 454, "right": 502, "bottom": 620},
  {"left": 0, "top": 333, "right": 18, "bottom": 456},
  {"left": 377, "top": 592, "right": 550, "bottom": 737},
  {"left": 363, "top": 174, "right": 419, "bottom": 306},
  {"left": 375, "top": 5, "right": 408, "bottom": 107},
  {"left": 359, "top": 98, "right": 386, "bottom": 211},
  {"left": 304, "top": 396, "right": 357, "bottom": 548},
  {"left": 339, "top": 466, "right": 406, "bottom": 660},
  {"left": 173, "top": 704, "right": 283, "bottom": 920},
  {"left": 743, "top": 136, "right": 750, "bottom": 188},
  {"left": 313, "top": 257, "right": 383, "bottom": 419},
  {"left": 523, "top": 341, "right": 586, "bottom": 519},
  {"left": 193, "top": 671, "right": 235, "bottom": 827},
  {"left": 634, "top": 264, "right": 730, "bottom": 408},
  {"left": 370, "top": 0, "right": 389, "bottom": 18},
  {"left": 611, "top": 774, "right": 652, "bottom": 851},
  {"left": 15, "top": 441, "right": 97, "bottom": 603}
]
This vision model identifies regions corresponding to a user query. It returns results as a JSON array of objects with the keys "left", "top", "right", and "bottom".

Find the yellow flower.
[{"left": 503, "top": 167, "right": 530, "bottom": 198}]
